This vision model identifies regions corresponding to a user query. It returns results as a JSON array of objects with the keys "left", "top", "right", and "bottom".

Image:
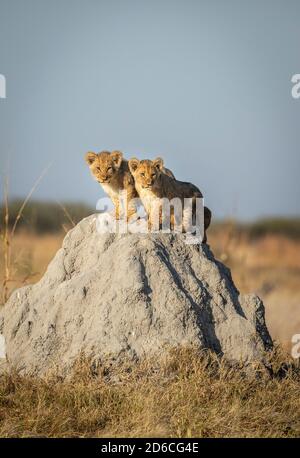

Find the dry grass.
[
  {"left": 210, "top": 226, "right": 300, "bottom": 351},
  {"left": 0, "top": 348, "right": 299, "bottom": 438},
  {"left": 0, "top": 231, "right": 64, "bottom": 302},
  {"left": 0, "top": 167, "right": 51, "bottom": 303}
]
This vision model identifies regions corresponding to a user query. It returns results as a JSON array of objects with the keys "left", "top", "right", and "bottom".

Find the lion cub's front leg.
[
  {"left": 112, "top": 191, "right": 138, "bottom": 222},
  {"left": 126, "top": 187, "right": 138, "bottom": 222},
  {"left": 110, "top": 197, "right": 121, "bottom": 220},
  {"left": 147, "top": 199, "right": 162, "bottom": 232}
]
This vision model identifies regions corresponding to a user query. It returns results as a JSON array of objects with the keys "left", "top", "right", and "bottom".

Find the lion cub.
[
  {"left": 129, "top": 157, "right": 211, "bottom": 242},
  {"left": 85, "top": 150, "right": 138, "bottom": 220}
]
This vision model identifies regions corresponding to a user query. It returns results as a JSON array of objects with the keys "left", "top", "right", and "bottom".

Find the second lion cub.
[{"left": 129, "top": 157, "right": 211, "bottom": 242}]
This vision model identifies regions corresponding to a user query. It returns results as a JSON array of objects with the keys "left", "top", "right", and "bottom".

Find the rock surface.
[{"left": 0, "top": 215, "right": 273, "bottom": 375}]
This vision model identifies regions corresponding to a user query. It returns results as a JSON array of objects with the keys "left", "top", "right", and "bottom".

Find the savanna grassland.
[{"left": 0, "top": 203, "right": 299, "bottom": 437}]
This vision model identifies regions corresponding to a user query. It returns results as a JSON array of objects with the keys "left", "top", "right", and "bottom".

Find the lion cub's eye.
[
  {"left": 140, "top": 173, "right": 145, "bottom": 177},
  {"left": 107, "top": 167, "right": 112, "bottom": 172},
  {"left": 151, "top": 173, "right": 156, "bottom": 178}
]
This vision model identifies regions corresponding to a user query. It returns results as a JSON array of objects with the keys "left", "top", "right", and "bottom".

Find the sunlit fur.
[
  {"left": 129, "top": 158, "right": 211, "bottom": 242},
  {"left": 85, "top": 151, "right": 138, "bottom": 220}
]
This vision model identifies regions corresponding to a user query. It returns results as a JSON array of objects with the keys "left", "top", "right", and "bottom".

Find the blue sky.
[{"left": 0, "top": 0, "right": 299, "bottom": 219}]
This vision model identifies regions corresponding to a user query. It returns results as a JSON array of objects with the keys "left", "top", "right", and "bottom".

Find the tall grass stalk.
[
  {"left": 1, "top": 165, "right": 51, "bottom": 304},
  {"left": 56, "top": 200, "right": 76, "bottom": 229}
]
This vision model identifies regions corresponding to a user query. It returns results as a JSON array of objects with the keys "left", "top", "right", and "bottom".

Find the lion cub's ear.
[
  {"left": 85, "top": 152, "right": 97, "bottom": 166},
  {"left": 153, "top": 157, "right": 164, "bottom": 171},
  {"left": 128, "top": 158, "right": 140, "bottom": 174},
  {"left": 111, "top": 151, "right": 123, "bottom": 169}
]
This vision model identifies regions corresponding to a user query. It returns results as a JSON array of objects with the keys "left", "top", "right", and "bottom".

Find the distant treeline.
[
  {"left": 1, "top": 199, "right": 300, "bottom": 238},
  {"left": 211, "top": 217, "right": 300, "bottom": 240},
  {"left": 0, "top": 199, "right": 93, "bottom": 233}
]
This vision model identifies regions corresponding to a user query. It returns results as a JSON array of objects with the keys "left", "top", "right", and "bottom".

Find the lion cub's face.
[
  {"left": 129, "top": 158, "right": 163, "bottom": 189},
  {"left": 85, "top": 151, "right": 123, "bottom": 184}
]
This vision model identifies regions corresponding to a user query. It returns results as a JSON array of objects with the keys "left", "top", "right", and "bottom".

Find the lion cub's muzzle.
[
  {"left": 98, "top": 177, "right": 111, "bottom": 184},
  {"left": 143, "top": 180, "right": 155, "bottom": 189}
]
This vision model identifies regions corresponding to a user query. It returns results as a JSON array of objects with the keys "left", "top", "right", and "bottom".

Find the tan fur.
[
  {"left": 85, "top": 151, "right": 138, "bottom": 220},
  {"left": 129, "top": 157, "right": 211, "bottom": 242}
]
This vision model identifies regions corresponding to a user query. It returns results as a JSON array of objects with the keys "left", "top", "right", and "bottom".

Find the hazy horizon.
[{"left": 0, "top": 0, "right": 299, "bottom": 220}]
